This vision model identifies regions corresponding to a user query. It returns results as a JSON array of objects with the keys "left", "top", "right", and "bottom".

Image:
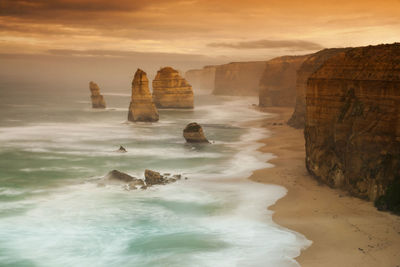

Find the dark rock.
[
  {"left": 105, "top": 170, "right": 135, "bottom": 183},
  {"left": 144, "top": 169, "right": 166, "bottom": 186},
  {"left": 183, "top": 122, "right": 209, "bottom": 143},
  {"left": 117, "top": 146, "right": 127, "bottom": 153}
]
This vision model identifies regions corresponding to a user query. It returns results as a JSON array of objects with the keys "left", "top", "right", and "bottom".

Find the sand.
[{"left": 249, "top": 107, "right": 400, "bottom": 267}]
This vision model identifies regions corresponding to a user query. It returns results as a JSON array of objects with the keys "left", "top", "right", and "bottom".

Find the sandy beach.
[{"left": 249, "top": 107, "right": 400, "bottom": 267}]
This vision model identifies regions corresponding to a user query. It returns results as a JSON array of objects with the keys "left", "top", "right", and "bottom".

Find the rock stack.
[
  {"left": 152, "top": 67, "right": 194, "bottom": 109},
  {"left": 128, "top": 69, "right": 159, "bottom": 122},
  {"left": 89, "top": 81, "right": 106, "bottom": 108},
  {"left": 304, "top": 43, "right": 400, "bottom": 205},
  {"left": 183, "top": 122, "right": 209, "bottom": 143}
]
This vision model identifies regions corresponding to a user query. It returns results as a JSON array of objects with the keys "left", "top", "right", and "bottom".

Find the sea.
[{"left": 0, "top": 80, "right": 310, "bottom": 267}]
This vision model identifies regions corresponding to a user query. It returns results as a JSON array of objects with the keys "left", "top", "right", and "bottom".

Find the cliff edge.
[{"left": 304, "top": 43, "right": 400, "bottom": 207}]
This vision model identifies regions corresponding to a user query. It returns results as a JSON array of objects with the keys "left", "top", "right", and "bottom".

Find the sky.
[{"left": 0, "top": 0, "right": 399, "bottom": 86}]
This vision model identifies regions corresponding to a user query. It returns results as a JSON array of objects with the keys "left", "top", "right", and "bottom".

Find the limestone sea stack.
[
  {"left": 183, "top": 122, "right": 209, "bottom": 143},
  {"left": 258, "top": 55, "right": 310, "bottom": 107},
  {"left": 127, "top": 69, "right": 159, "bottom": 122},
  {"left": 213, "top": 61, "right": 266, "bottom": 96},
  {"left": 287, "top": 48, "right": 350, "bottom": 128},
  {"left": 89, "top": 81, "right": 106, "bottom": 108},
  {"left": 152, "top": 67, "right": 194, "bottom": 109},
  {"left": 304, "top": 43, "right": 400, "bottom": 206},
  {"left": 185, "top": 65, "right": 216, "bottom": 92}
]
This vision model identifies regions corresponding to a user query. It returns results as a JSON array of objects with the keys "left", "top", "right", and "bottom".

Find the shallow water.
[{"left": 0, "top": 82, "right": 310, "bottom": 266}]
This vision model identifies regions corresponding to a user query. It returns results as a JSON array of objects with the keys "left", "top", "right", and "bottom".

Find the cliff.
[
  {"left": 152, "top": 67, "right": 194, "bottom": 109},
  {"left": 304, "top": 43, "right": 400, "bottom": 206},
  {"left": 258, "top": 55, "right": 309, "bottom": 107},
  {"left": 213, "top": 61, "right": 266, "bottom": 96},
  {"left": 185, "top": 65, "right": 216, "bottom": 92},
  {"left": 128, "top": 69, "right": 159, "bottom": 122},
  {"left": 89, "top": 81, "right": 106, "bottom": 108},
  {"left": 288, "top": 48, "right": 350, "bottom": 128}
]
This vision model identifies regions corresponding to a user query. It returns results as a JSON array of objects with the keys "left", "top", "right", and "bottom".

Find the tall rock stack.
[
  {"left": 258, "top": 55, "right": 309, "bottom": 107},
  {"left": 128, "top": 69, "right": 159, "bottom": 122},
  {"left": 304, "top": 43, "right": 400, "bottom": 203},
  {"left": 89, "top": 81, "right": 106, "bottom": 109},
  {"left": 288, "top": 48, "right": 350, "bottom": 128},
  {"left": 152, "top": 67, "right": 194, "bottom": 109},
  {"left": 213, "top": 61, "right": 266, "bottom": 96}
]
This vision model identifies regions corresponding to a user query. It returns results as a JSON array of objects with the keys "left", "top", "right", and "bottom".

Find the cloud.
[{"left": 207, "top": 39, "right": 324, "bottom": 51}]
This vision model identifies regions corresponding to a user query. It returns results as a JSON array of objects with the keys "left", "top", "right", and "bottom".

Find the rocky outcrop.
[
  {"left": 128, "top": 69, "right": 159, "bottom": 122},
  {"left": 185, "top": 65, "right": 216, "bottom": 92},
  {"left": 258, "top": 55, "right": 309, "bottom": 107},
  {"left": 213, "top": 61, "right": 266, "bottom": 96},
  {"left": 144, "top": 169, "right": 181, "bottom": 186},
  {"left": 288, "top": 48, "right": 350, "bottom": 128},
  {"left": 89, "top": 81, "right": 106, "bottom": 108},
  {"left": 304, "top": 43, "right": 400, "bottom": 205},
  {"left": 152, "top": 67, "right": 194, "bottom": 108},
  {"left": 183, "top": 122, "right": 209, "bottom": 143}
]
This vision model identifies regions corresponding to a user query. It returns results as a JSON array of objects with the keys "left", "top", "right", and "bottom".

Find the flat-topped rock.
[
  {"left": 128, "top": 69, "right": 159, "bottom": 122},
  {"left": 304, "top": 43, "right": 400, "bottom": 207},
  {"left": 152, "top": 67, "right": 194, "bottom": 109}
]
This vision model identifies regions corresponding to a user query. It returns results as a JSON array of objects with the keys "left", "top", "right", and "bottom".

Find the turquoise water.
[{"left": 0, "top": 81, "right": 310, "bottom": 266}]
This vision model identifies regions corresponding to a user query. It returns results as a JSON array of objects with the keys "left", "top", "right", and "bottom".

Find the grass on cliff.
[{"left": 375, "top": 179, "right": 400, "bottom": 215}]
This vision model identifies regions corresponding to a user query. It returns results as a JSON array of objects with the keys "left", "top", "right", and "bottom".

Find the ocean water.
[{"left": 0, "top": 81, "right": 310, "bottom": 267}]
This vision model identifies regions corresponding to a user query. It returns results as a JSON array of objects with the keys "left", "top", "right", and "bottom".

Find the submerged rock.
[
  {"left": 183, "top": 122, "right": 209, "bottom": 143},
  {"left": 89, "top": 81, "right": 106, "bottom": 109},
  {"left": 152, "top": 67, "right": 194, "bottom": 109},
  {"left": 105, "top": 170, "right": 137, "bottom": 183},
  {"left": 127, "top": 69, "right": 159, "bottom": 122}
]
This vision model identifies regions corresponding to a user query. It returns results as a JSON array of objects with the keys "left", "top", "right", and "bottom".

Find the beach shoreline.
[{"left": 249, "top": 107, "right": 400, "bottom": 267}]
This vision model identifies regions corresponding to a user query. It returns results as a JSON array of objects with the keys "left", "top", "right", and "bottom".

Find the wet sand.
[{"left": 249, "top": 107, "right": 400, "bottom": 267}]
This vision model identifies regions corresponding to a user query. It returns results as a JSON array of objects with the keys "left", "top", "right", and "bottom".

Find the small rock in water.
[
  {"left": 173, "top": 174, "right": 181, "bottom": 179},
  {"left": 183, "top": 122, "right": 209, "bottom": 143},
  {"left": 168, "top": 178, "right": 177, "bottom": 183},
  {"left": 163, "top": 173, "right": 171, "bottom": 176},
  {"left": 140, "top": 185, "right": 148, "bottom": 190},
  {"left": 116, "top": 146, "right": 127, "bottom": 153}
]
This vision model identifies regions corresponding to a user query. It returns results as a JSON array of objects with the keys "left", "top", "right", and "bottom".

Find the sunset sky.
[{"left": 0, "top": 0, "right": 399, "bottom": 85}]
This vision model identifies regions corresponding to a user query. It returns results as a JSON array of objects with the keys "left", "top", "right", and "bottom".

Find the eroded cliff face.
[
  {"left": 288, "top": 48, "right": 350, "bottom": 128},
  {"left": 128, "top": 69, "right": 159, "bottom": 122},
  {"left": 213, "top": 61, "right": 266, "bottom": 96},
  {"left": 305, "top": 43, "right": 400, "bottom": 203},
  {"left": 258, "top": 55, "right": 309, "bottom": 107},
  {"left": 185, "top": 65, "right": 216, "bottom": 92},
  {"left": 152, "top": 67, "right": 194, "bottom": 109},
  {"left": 89, "top": 81, "right": 106, "bottom": 109}
]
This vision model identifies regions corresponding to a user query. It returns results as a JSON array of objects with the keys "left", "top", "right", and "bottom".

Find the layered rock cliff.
[
  {"left": 288, "top": 48, "right": 350, "bottom": 128},
  {"left": 185, "top": 65, "right": 216, "bottom": 92},
  {"left": 304, "top": 43, "right": 400, "bottom": 205},
  {"left": 128, "top": 69, "right": 159, "bottom": 122},
  {"left": 152, "top": 67, "right": 194, "bottom": 109},
  {"left": 258, "top": 55, "right": 309, "bottom": 107},
  {"left": 89, "top": 81, "right": 106, "bottom": 109},
  {"left": 213, "top": 61, "right": 266, "bottom": 96}
]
